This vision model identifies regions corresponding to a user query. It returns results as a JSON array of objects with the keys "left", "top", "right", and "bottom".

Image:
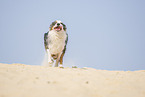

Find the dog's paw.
[
  {"left": 48, "top": 59, "right": 54, "bottom": 67},
  {"left": 48, "top": 63, "right": 53, "bottom": 67},
  {"left": 59, "top": 65, "right": 64, "bottom": 68},
  {"left": 48, "top": 59, "right": 54, "bottom": 64}
]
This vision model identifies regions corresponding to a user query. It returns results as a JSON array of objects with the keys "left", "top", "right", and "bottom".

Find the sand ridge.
[{"left": 0, "top": 63, "right": 145, "bottom": 97}]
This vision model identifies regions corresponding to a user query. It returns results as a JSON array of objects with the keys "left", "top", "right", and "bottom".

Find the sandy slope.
[{"left": 0, "top": 63, "right": 145, "bottom": 97}]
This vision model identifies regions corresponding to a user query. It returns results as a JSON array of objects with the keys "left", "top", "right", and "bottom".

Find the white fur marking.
[
  {"left": 48, "top": 30, "right": 66, "bottom": 54},
  {"left": 56, "top": 20, "right": 62, "bottom": 23}
]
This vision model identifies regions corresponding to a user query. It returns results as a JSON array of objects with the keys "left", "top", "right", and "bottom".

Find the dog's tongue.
[
  {"left": 55, "top": 27, "right": 60, "bottom": 30},
  {"left": 54, "top": 27, "right": 61, "bottom": 31}
]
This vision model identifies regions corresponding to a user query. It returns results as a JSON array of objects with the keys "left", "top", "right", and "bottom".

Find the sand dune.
[{"left": 0, "top": 63, "right": 145, "bottom": 97}]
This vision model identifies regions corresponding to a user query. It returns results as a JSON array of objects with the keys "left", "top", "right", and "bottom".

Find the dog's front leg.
[
  {"left": 55, "top": 52, "right": 62, "bottom": 67},
  {"left": 47, "top": 49, "right": 54, "bottom": 66}
]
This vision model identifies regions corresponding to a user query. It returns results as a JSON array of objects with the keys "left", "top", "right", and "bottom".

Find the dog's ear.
[{"left": 61, "top": 23, "right": 67, "bottom": 31}]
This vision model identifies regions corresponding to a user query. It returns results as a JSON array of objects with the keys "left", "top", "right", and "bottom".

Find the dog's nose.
[{"left": 57, "top": 23, "right": 60, "bottom": 26}]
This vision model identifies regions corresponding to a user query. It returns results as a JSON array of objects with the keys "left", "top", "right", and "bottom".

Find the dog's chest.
[{"left": 48, "top": 31, "right": 66, "bottom": 54}]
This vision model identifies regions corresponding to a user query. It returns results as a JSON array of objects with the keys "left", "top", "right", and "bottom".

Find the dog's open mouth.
[{"left": 54, "top": 26, "right": 62, "bottom": 31}]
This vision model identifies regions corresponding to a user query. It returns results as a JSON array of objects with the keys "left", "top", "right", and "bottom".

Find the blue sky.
[{"left": 0, "top": 0, "right": 145, "bottom": 70}]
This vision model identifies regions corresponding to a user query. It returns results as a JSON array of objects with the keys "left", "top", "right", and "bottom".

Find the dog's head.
[{"left": 49, "top": 20, "right": 67, "bottom": 32}]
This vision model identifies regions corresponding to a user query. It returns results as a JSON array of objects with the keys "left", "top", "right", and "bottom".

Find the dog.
[{"left": 44, "top": 20, "right": 68, "bottom": 67}]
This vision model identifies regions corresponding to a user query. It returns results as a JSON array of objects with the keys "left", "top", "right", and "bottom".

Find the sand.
[{"left": 0, "top": 63, "right": 145, "bottom": 97}]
